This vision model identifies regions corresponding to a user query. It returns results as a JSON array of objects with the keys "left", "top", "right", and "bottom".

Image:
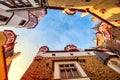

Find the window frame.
[
  {"left": 18, "top": 19, "right": 26, "bottom": 25},
  {"left": 54, "top": 61, "right": 90, "bottom": 80},
  {"left": 0, "top": 15, "right": 9, "bottom": 22},
  {"left": 59, "top": 64, "right": 81, "bottom": 79}
]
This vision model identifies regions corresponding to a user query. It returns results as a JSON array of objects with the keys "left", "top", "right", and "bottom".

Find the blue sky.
[
  {"left": 37, "top": 9, "right": 99, "bottom": 50},
  {"left": 0, "top": 9, "right": 99, "bottom": 80}
]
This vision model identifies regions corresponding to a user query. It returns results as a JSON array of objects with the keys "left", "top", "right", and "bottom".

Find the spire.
[
  {"left": 91, "top": 22, "right": 102, "bottom": 30},
  {"left": 91, "top": 26, "right": 98, "bottom": 30}
]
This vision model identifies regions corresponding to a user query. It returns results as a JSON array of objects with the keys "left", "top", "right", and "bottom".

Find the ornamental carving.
[
  {"left": 64, "top": 44, "right": 78, "bottom": 51},
  {"left": 3, "top": 30, "right": 16, "bottom": 44},
  {"left": 39, "top": 46, "right": 49, "bottom": 52}
]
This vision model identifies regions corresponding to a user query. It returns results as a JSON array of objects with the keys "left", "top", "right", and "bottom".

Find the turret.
[
  {"left": 39, "top": 46, "right": 49, "bottom": 53},
  {"left": 64, "top": 44, "right": 79, "bottom": 52},
  {"left": 3, "top": 30, "right": 17, "bottom": 58}
]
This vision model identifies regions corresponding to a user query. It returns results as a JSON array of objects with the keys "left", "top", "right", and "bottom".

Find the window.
[
  {"left": 34, "top": 0, "right": 39, "bottom": 3},
  {"left": 79, "top": 59, "right": 86, "bottom": 63},
  {"left": 52, "top": 54, "right": 56, "bottom": 56},
  {"left": 70, "top": 53, "right": 73, "bottom": 56},
  {"left": 0, "top": 15, "right": 9, "bottom": 22},
  {"left": 85, "top": 0, "right": 90, "bottom": 2},
  {"left": 0, "top": 1, "right": 16, "bottom": 8},
  {"left": 42, "top": 79, "right": 48, "bottom": 80},
  {"left": 87, "top": 52, "right": 90, "bottom": 54},
  {"left": 19, "top": 19, "right": 26, "bottom": 25},
  {"left": 43, "top": 0, "right": 46, "bottom": 4},
  {"left": 54, "top": 61, "right": 90, "bottom": 80},
  {"left": 59, "top": 64, "right": 81, "bottom": 79},
  {"left": 82, "top": 0, "right": 90, "bottom": 2}
]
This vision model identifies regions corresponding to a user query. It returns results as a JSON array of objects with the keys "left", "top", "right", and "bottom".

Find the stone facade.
[
  {"left": 104, "top": 40, "right": 120, "bottom": 55},
  {"left": 109, "top": 27, "right": 120, "bottom": 40},
  {"left": 21, "top": 55, "right": 120, "bottom": 80},
  {"left": 46, "top": 0, "right": 120, "bottom": 27},
  {"left": 0, "top": 30, "right": 20, "bottom": 80},
  {"left": 93, "top": 22, "right": 120, "bottom": 55},
  {"left": 0, "top": 0, "right": 119, "bottom": 27}
]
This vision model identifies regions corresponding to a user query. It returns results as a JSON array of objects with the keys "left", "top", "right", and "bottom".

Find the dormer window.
[
  {"left": 19, "top": 19, "right": 26, "bottom": 25},
  {"left": 82, "top": 0, "right": 90, "bottom": 2}
]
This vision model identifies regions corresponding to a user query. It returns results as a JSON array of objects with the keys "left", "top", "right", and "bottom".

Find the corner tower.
[
  {"left": 21, "top": 45, "right": 120, "bottom": 80},
  {"left": 0, "top": 30, "right": 20, "bottom": 80}
]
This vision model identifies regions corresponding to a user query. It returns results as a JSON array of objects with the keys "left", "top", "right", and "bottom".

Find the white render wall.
[
  {"left": 37, "top": 51, "right": 95, "bottom": 57},
  {"left": 0, "top": 9, "right": 13, "bottom": 17},
  {"left": 0, "top": 4, "right": 11, "bottom": 10},
  {"left": 0, "top": 8, "right": 13, "bottom": 25},
  {"left": 7, "top": 14, "right": 27, "bottom": 27},
  {"left": 0, "top": 8, "right": 29, "bottom": 27},
  {"left": 28, "top": 0, "right": 39, "bottom": 7},
  {"left": 14, "top": 10, "right": 29, "bottom": 19}
]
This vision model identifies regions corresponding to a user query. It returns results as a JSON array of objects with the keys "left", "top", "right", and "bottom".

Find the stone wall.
[{"left": 21, "top": 56, "right": 120, "bottom": 80}]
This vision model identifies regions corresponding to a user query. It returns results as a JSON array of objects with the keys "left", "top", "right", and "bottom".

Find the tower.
[
  {"left": 44, "top": 0, "right": 120, "bottom": 27},
  {"left": 0, "top": 0, "right": 47, "bottom": 29},
  {"left": 93, "top": 22, "right": 120, "bottom": 55},
  {"left": 0, "top": 0, "right": 120, "bottom": 28},
  {"left": 0, "top": 30, "right": 20, "bottom": 80},
  {"left": 21, "top": 44, "right": 120, "bottom": 80}
]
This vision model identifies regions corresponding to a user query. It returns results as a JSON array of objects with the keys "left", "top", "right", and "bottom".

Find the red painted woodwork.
[
  {"left": 3, "top": 30, "right": 16, "bottom": 44},
  {"left": 39, "top": 46, "right": 49, "bottom": 52},
  {"left": 64, "top": 8, "right": 76, "bottom": 15},
  {"left": 64, "top": 44, "right": 79, "bottom": 51}
]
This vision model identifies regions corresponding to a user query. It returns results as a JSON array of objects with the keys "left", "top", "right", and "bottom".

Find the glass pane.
[
  {"left": 66, "top": 69, "right": 72, "bottom": 78},
  {"left": 60, "top": 65, "right": 64, "bottom": 69},
  {"left": 61, "top": 70, "right": 66, "bottom": 78},
  {"left": 70, "top": 64, "right": 74, "bottom": 67},
  {"left": 60, "top": 65, "right": 64, "bottom": 67},
  {"left": 72, "top": 69, "right": 79, "bottom": 77},
  {"left": 65, "top": 65, "right": 69, "bottom": 69},
  {"left": 34, "top": 0, "right": 39, "bottom": 3},
  {"left": 0, "top": 15, "right": 8, "bottom": 22},
  {"left": 79, "top": 59, "right": 85, "bottom": 63},
  {"left": 70, "top": 64, "right": 75, "bottom": 69}
]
